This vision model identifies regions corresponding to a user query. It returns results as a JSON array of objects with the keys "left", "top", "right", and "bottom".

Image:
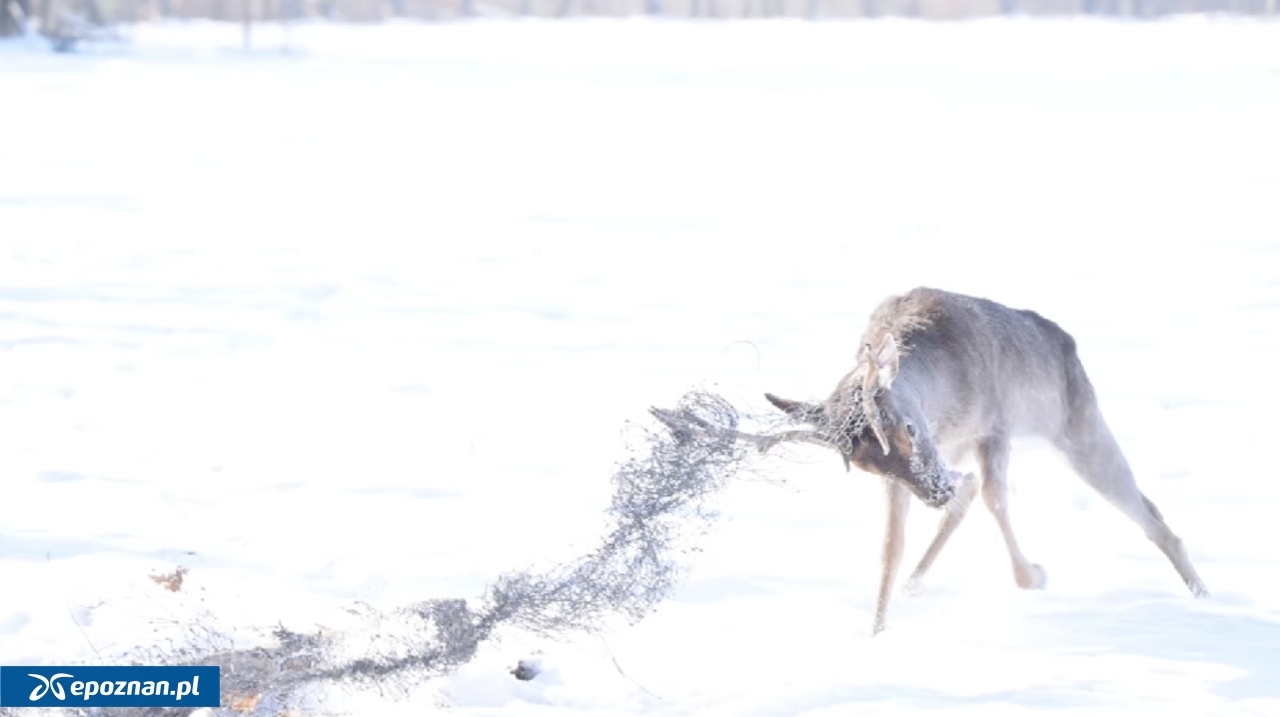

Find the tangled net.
[{"left": 19, "top": 389, "right": 798, "bottom": 717}]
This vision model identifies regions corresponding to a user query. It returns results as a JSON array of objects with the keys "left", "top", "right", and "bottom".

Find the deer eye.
[{"left": 906, "top": 423, "right": 916, "bottom": 438}]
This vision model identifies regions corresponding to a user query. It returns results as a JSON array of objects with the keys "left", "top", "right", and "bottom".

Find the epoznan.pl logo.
[
  {"left": 27, "top": 673, "right": 72, "bottom": 701},
  {"left": 0, "top": 666, "right": 220, "bottom": 708}
]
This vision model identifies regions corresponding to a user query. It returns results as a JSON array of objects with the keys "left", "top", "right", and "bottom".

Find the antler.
[
  {"left": 751, "top": 428, "right": 842, "bottom": 454},
  {"left": 861, "top": 342, "right": 892, "bottom": 456},
  {"left": 755, "top": 428, "right": 852, "bottom": 471},
  {"left": 649, "top": 408, "right": 851, "bottom": 471}
]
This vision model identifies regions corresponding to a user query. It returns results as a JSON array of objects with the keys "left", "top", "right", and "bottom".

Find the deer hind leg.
[
  {"left": 873, "top": 479, "right": 911, "bottom": 635},
  {"left": 980, "top": 435, "right": 1047, "bottom": 590},
  {"left": 1057, "top": 421, "right": 1208, "bottom": 597},
  {"left": 905, "top": 471, "right": 979, "bottom": 593}
]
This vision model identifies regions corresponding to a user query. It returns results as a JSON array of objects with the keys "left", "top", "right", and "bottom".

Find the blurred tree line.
[{"left": 2, "top": 0, "right": 1275, "bottom": 38}]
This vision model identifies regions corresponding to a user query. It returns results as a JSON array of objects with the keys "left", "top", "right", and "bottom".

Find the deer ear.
[
  {"left": 874, "top": 334, "right": 899, "bottom": 391},
  {"left": 764, "top": 393, "right": 824, "bottom": 423}
]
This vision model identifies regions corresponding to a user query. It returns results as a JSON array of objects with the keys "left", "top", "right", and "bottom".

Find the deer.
[{"left": 759, "top": 287, "right": 1208, "bottom": 634}]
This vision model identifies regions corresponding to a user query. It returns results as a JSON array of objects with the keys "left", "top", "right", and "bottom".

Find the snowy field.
[{"left": 3, "top": 15, "right": 1280, "bottom": 716}]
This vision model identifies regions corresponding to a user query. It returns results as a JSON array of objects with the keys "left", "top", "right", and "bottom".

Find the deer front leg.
[
  {"left": 874, "top": 478, "right": 912, "bottom": 635},
  {"left": 980, "top": 435, "right": 1046, "bottom": 590},
  {"left": 905, "top": 471, "right": 979, "bottom": 593}
]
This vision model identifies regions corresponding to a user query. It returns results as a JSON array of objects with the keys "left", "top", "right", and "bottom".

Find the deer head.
[{"left": 765, "top": 333, "right": 961, "bottom": 508}]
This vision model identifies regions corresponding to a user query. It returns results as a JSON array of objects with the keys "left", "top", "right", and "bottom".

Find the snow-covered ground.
[{"left": 3, "top": 15, "right": 1280, "bottom": 716}]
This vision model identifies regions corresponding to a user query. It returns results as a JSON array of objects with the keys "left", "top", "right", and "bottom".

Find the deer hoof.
[{"left": 1016, "top": 563, "right": 1047, "bottom": 590}]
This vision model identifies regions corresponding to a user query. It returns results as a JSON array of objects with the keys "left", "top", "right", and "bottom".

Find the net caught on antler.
[{"left": 53, "top": 389, "right": 808, "bottom": 717}]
